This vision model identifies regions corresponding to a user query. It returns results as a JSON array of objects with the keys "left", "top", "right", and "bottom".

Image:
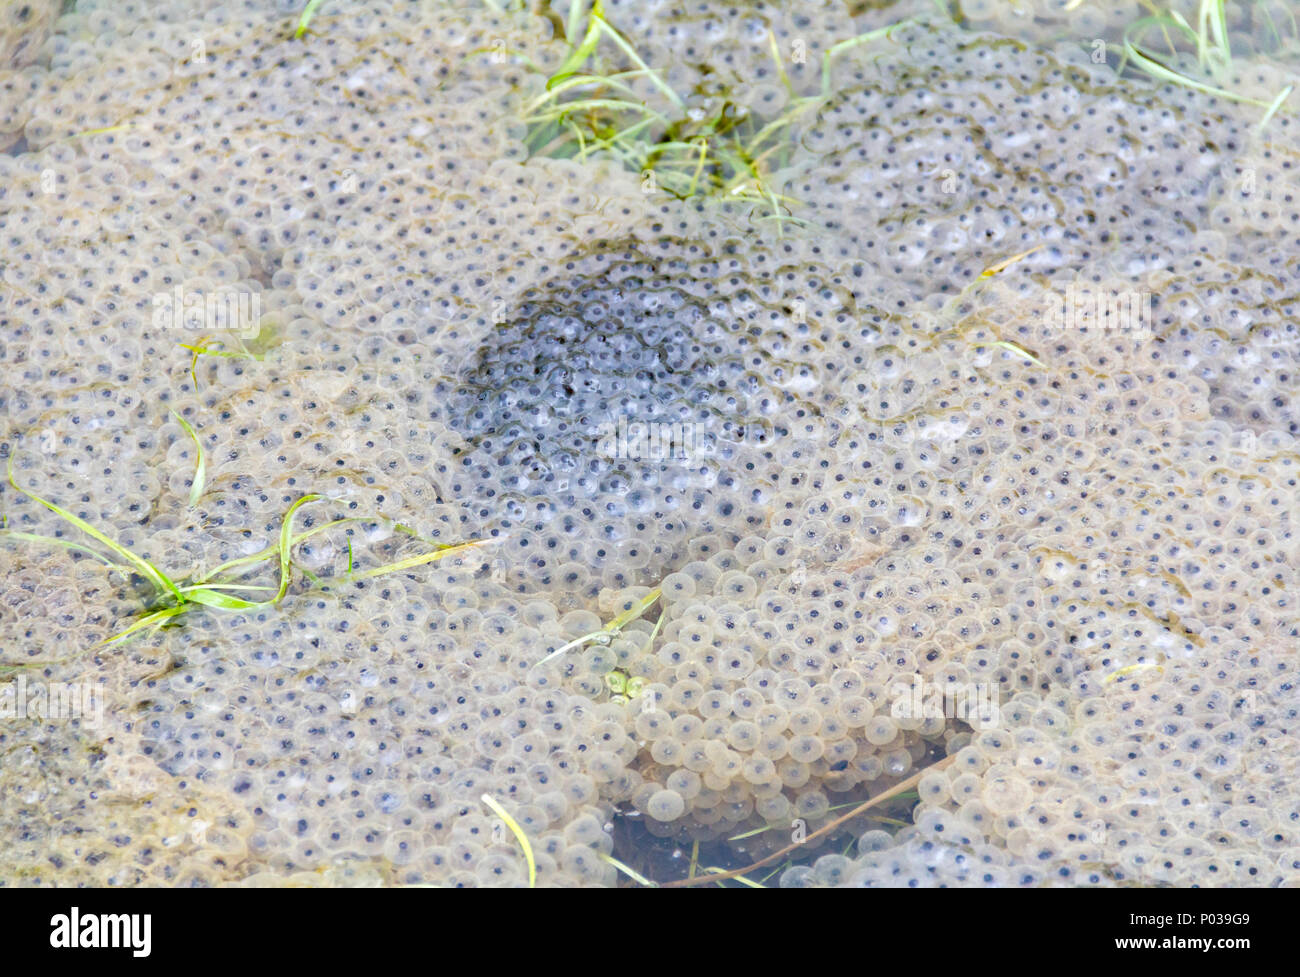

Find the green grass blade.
[
  {"left": 533, "top": 69, "right": 650, "bottom": 100},
  {"left": 592, "top": 18, "right": 685, "bottom": 111},
  {"left": 549, "top": 9, "right": 604, "bottom": 88},
  {"left": 197, "top": 516, "right": 361, "bottom": 583},
  {"left": 821, "top": 20, "right": 911, "bottom": 97},
  {"left": 294, "top": 562, "right": 325, "bottom": 588},
  {"left": 295, "top": 0, "right": 327, "bottom": 39},
  {"left": 98, "top": 605, "right": 186, "bottom": 647},
  {"left": 0, "top": 530, "right": 123, "bottom": 569},
  {"left": 168, "top": 408, "right": 206, "bottom": 507},
  {"left": 565, "top": 0, "right": 587, "bottom": 45},
  {"left": 178, "top": 583, "right": 275, "bottom": 594},
  {"left": 529, "top": 98, "right": 665, "bottom": 124},
  {"left": 1122, "top": 18, "right": 1270, "bottom": 106},
  {"left": 274, "top": 494, "right": 321, "bottom": 602},
  {"left": 1204, "top": 0, "right": 1230, "bottom": 67},
  {"left": 1259, "top": 84, "right": 1294, "bottom": 132},
  {"left": 481, "top": 794, "right": 536, "bottom": 888},
  {"left": 181, "top": 587, "right": 270, "bottom": 610},
  {"left": 7, "top": 453, "right": 182, "bottom": 601},
  {"left": 537, "top": 588, "right": 660, "bottom": 667},
  {"left": 536, "top": 629, "right": 607, "bottom": 667},
  {"left": 568, "top": 118, "right": 590, "bottom": 158}
]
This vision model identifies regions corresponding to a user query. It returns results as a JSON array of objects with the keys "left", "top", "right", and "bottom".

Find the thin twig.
[{"left": 661, "top": 753, "right": 956, "bottom": 888}]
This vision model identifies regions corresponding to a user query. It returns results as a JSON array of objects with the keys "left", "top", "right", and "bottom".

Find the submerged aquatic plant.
[
  {"left": 177, "top": 319, "right": 282, "bottom": 391},
  {"left": 167, "top": 408, "right": 206, "bottom": 508},
  {"left": 516, "top": 0, "right": 914, "bottom": 226},
  {"left": 294, "top": 0, "right": 330, "bottom": 40},
  {"left": 536, "top": 586, "right": 662, "bottom": 667},
  {"left": 480, "top": 794, "right": 537, "bottom": 888},
  {"left": 1112, "top": 0, "right": 1296, "bottom": 125},
  {"left": 0, "top": 444, "right": 492, "bottom": 652}
]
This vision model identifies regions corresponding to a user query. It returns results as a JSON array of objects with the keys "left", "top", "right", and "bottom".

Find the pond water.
[{"left": 1, "top": 0, "right": 1297, "bottom": 887}]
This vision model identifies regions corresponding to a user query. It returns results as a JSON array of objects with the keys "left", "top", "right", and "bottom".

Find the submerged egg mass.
[
  {"left": 0, "top": 0, "right": 1296, "bottom": 890},
  {"left": 440, "top": 254, "right": 806, "bottom": 580}
]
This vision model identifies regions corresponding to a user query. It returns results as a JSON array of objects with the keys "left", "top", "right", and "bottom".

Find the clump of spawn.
[
  {"left": 0, "top": 0, "right": 1297, "bottom": 889},
  {"left": 766, "top": 266, "right": 1300, "bottom": 885},
  {"left": 436, "top": 240, "right": 849, "bottom": 600}
]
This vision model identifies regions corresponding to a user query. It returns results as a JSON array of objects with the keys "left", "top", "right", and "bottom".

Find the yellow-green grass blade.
[
  {"left": 599, "top": 853, "right": 658, "bottom": 887},
  {"left": 177, "top": 336, "right": 259, "bottom": 390},
  {"left": 549, "top": 4, "right": 605, "bottom": 88},
  {"left": 767, "top": 28, "right": 795, "bottom": 97},
  {"left": 1103, "top": 661, "right": 1164, "bottom": 684},
  {"left": 688, "top": 137, "right": 708, "bottom": 196},
  {"left": 991, "top": 340, "right": 1045, "bottom": 367},
  {"left": 979, "top": 243, "right": 1044, "bottom": 278},
  {"left": 568, "top": 118, "right": 591, "bottom": 159},
  {"left": 295, "top": 0, "right": 327, "bottom": 39},
  {"left": 702, "top": 866, "right": 766, "bottom": 888},
  {"left": 1166, "top": 8, "right": 1196, "bottom": 44},
  {"left": 70, "top": 124, "right": 129, "bottom": 138},
  {"left": 294, "top": 562, "right": 325, "bottom": 588},
  {"left": 178, "top": 336, "right": 211, "bottom": 389},
  {"left": 745, "top": 99, "right": 821, "bottom": 159},
  {"left": 7, "top": 453, "right": 182, "bottom": 602},
  {"left": 729, "top": 797, "right": 902, "bottom": 845},
  {"left": 346, "top": 536, "right": 494, "bottom": 582},
  {"left": 481, "top": 794, "right": 537, "bottom": 888},
  {"left": 98, "top": 605, "right": 186, "bottom": 648},
  {"left": 646, "top": 606, "right": 665, "bottom": 645},
  {"left": 728, "top": 823, "right": 780, "bottom": 842},
  {"left": 274, "top": 494, "right": 321, "bottom": 602},
  {"left": 537, "top": 587, "right": 661, "bottom": 666},
  {"left": 168, "top": 408, "right": 206, "bottom": 506},
  {"left": 565, "top": 0, "right": 587, "bottom": 45},
  {"left": 605, "top": 587, "right": 661, "bottom": 631},
  {"left": 651, "top": 139, "right": 725, "bottom": 156}
]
